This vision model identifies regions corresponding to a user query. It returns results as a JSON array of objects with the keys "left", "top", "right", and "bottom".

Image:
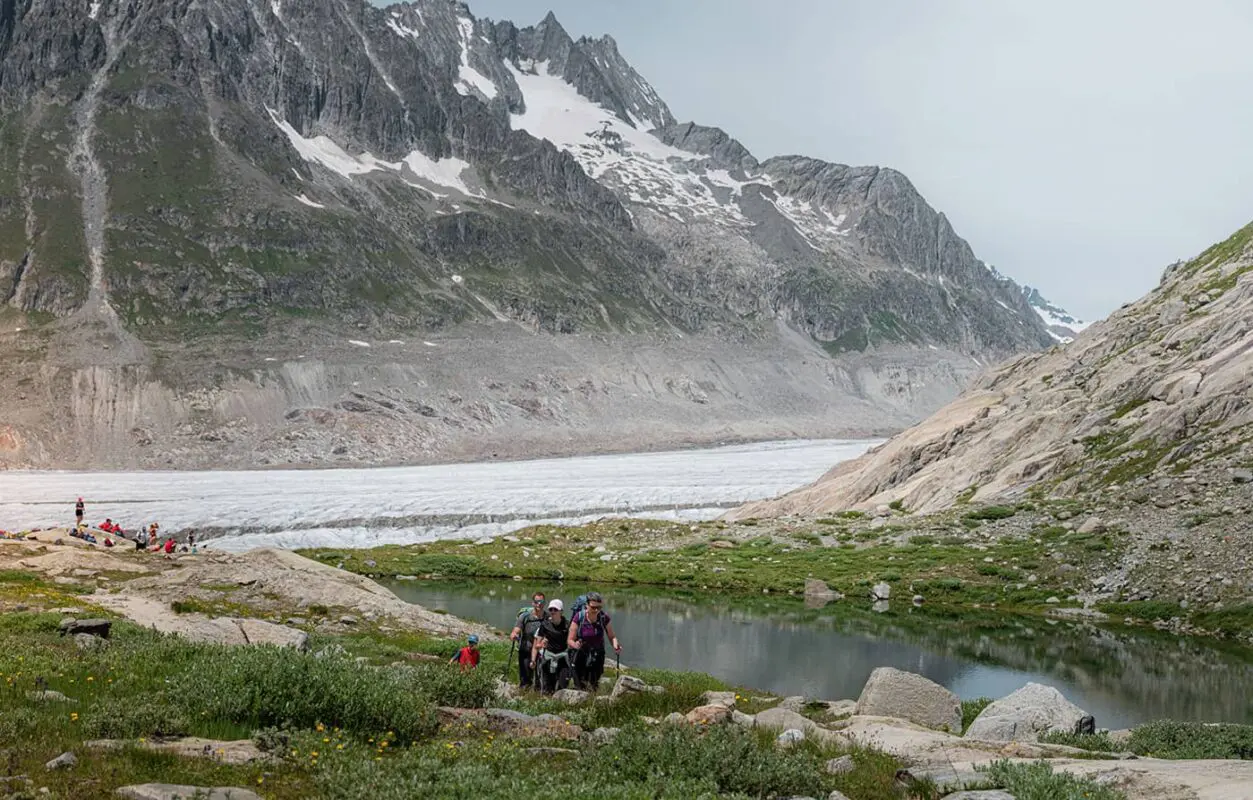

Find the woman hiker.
[
  {"left": 531, "top": 598, "right": 571, "bottom": 694},
  {"left": 566, "top": 591, "right": 620, "bottom": 692},
  {"left": 509, "top": 591, "right": 546, "bottom": 689},
  {"left": 74, "top": 497, "right": 84, "bottom": 527}
]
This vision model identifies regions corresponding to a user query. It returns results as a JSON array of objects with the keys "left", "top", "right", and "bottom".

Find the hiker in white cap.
[{"left": 531, "top": 598, "right": 572, "bottom": 694}]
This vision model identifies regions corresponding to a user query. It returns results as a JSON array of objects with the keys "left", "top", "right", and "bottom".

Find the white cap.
[{"left": 547, "top": 599, "right": 563, "bottom": 611}]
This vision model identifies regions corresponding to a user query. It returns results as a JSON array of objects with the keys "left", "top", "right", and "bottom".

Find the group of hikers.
[
  {"left": 72, "top": 498, "right": 195, "bottom": 554},
  {"left": 451, "top": 590, "right": 621, "bottom": 695}
]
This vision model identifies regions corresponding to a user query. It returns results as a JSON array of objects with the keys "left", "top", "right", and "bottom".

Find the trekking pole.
[
  {"left": 505, "top": 637, "right": 516, "bottom": 682},
  {"left": 616, "top": 648, "right": 621, "bottom": 680}
]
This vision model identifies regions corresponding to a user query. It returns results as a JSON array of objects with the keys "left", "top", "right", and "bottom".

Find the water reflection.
[{"left": 388, "top": 580, "right": 1253, "bottom": 729}]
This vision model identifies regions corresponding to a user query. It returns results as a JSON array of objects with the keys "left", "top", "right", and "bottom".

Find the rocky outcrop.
[
  {"left": 733, "top": 221, "right": 1253, "bottom": 518},
  {"left": 855, "top": 667, "right": 962, "bottom": 733},
  {"left": 965, "top": 683, "right": 1089, "bottom": 743}
]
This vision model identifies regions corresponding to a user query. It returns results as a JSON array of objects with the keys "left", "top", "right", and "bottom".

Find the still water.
[{"left": 390, "top": 579, "right": 1253, "bottom": 730}]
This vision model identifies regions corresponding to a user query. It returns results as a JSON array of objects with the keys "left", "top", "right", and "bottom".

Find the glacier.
[{"left": 0, "top": 439, "right": 877, "bottom": 552}]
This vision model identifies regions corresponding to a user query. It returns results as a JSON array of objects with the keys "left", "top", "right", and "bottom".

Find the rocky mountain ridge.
[
  {"left": 734, "top": 221, "right": 1253, "bottom": 516},
  {"left": 2, "top": 0, "right": 1062, "bottom": 467}
]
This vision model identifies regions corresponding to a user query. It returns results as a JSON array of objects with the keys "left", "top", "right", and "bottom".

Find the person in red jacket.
[
  {"left": 450, "top": 635, "right": 480, "bottom": 670},
  {"left": 163, "top": 537, "right": 175, "bottom": 555}
]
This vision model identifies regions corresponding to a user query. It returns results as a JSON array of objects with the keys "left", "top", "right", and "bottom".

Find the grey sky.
[{"left": 382, "top": 0, "right": 1253, "bottom": 320}]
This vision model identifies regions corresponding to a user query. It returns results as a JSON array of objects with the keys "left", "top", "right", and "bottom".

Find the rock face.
[
  {"left": 732, "top": 220, "right": 1253, "bottom": 518},
  {"left": 0, "top": 0, "right": 1056, "bottom": 470},
  {"left": 856, "top": 667, "right": 962, "bottom": 733},
  {"left": 965, "top": 683, "right": 1089, "bottom": 742}
]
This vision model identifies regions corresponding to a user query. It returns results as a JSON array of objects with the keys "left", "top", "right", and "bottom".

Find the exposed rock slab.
[
  {"left": 115, "top": 786, "right": 262, "bottom": 800},
  {"left": 87, "top": 738, "right": 269, "bottom": 765}
]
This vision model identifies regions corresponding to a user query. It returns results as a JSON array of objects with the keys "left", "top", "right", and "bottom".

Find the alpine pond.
[{"left": 391, "top": 579, "right": 1253, "bottom": 730}]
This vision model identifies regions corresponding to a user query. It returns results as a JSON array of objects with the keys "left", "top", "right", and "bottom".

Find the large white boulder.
[
  {"left": 855, "top": 667, "right": 961, "bottom": 733},
  {"left": 964, "top": 682, "right": 1088, "bottom": 742}
]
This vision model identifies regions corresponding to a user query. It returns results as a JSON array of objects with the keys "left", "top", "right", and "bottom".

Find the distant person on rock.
[
  {"left": 100, "top": 519, "right": 115, "bottom": 533},
  {"left": 136, "top": 527, "right": 148, "bottom": 551},
  {"left": 75, "top": 498, "right": 84, "bottom": 527},
  {"left": 531, "top": 598, "right": 571, "bottom": 694},
  {"left": 163, "top": 537, "right": 175, "bottom": 555},
  {"left": 509, "top": 591, "right": 546, "bottom": 689},
  {"left": 567, "top": 591, "right": 620, "bottom": 692},
  {"left": 451, "top": 635, "right": 480, "bottom": 670}
]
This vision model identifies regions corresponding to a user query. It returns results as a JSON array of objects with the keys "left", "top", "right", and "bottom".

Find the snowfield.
[{"left": 0, "top": 439, "right": 876, "bottom": 552}]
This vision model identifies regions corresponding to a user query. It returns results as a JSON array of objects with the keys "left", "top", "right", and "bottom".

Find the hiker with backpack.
[
  {"left": 530, "top": 598, "right": 571, "bottom": 694},
  {"left": 566, "top": 591, "right": 620, "bottom": 692},
  {"left": 509, "top": 591, "right": 546, "bottom": 689}
]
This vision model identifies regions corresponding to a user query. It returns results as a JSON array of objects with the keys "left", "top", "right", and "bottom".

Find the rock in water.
[
  {"left": 115, "top": 786, "right": 263, "bottom": 800},
  {"left": 856, "top": 667, "right": 961, "bottom": 733},
  {"left": 964, "top": 682, "right": 1089, "bottom": 742}
]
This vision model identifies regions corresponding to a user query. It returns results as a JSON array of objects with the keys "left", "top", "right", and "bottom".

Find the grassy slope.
[{"left": 0, "top": 570, "right": 1150, "bottom": 800}]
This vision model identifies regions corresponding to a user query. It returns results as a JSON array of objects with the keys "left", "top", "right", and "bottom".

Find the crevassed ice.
[{"left": 0, "top": 440, "right": 878, "bottom": 551}]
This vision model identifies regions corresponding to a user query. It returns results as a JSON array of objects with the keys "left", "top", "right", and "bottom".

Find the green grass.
[
  {"left": 961, "top": 697, "right": 992, "bottom": 733},
  {"left": 1038, "top": 730, "right": 1118, "bottom": 752},
  {"left": 1127, "top": 720, "right": 1253, "bottom": 760},
  {"left": 0, "top": 608, "right": 911, "bottom": 800}
]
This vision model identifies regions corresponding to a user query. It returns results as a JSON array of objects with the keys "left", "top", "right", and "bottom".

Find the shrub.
[
  {"left": 183, "top": 646, "right": 439, "bottom": 741},
  {"left": 909, "top": 535, "right": 936, "bottom": 546},
  {"left": 406, "top": 663, "right": 497, "bottom": 709},
  {"left": 980, "top": 759, "right": 1124, "bottom": 799},
  {"left": 1127, "top": 720, "right": 1253, "bottom": 760},
  {"left": 887, "top": 499, "right": 905, "bottom": 512},
  {"left": 84, "top": 694, "right": 191, "bottom": 739},
  {"left": 961, "top": 697, "right": 993, "bottom": 733},
  {"left": 963, "top": 506, "right": 1017, "bottom": 521}
]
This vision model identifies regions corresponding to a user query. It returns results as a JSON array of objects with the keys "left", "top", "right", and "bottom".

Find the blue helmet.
[{"left": 467, "top": 634, "right": 479, "bottom": 644}]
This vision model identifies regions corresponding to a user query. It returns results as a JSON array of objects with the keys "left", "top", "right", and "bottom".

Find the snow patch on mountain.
[
  {"left": 1021, "top": 285, "right": 1090, "bottom": 343},
  {"left": 455, "top": 16, "right": 498, "bottom": 99},
  {"left": 268, "top": 108, "right": 479, "bottom": 198}
]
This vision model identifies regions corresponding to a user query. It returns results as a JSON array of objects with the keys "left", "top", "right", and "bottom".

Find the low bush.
[
  {"left": 1038, "top": 730, "right": 1118, "bottom": 752},
  {"left": 963, "top": 505, "right": 1017, "bottom": 521},
  {"left": 980, "top": 759, "right": 1124, "bottom": 800},
  {"left": 1128, "top": 720, "right": 1253, "bottom": 760}
]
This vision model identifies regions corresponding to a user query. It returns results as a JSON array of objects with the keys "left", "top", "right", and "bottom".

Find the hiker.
[
  {"left": 509, "top": 591, "right": 546, "bottom": 689},
  {"left": 566, "top": 591, "right": 620, "bottom": 691},
  {"left": 531, "top": 598, "right": 571, "bottom": 694},
  {"left": 163, "top": 537, "right": 175, "bottom": 555},
  {"left": 100, "top": 518, "right": 115, "bottom": 533},
  {"left": 188, "top": 532, "right": 196, "bottom": 553},
  {"left": 450, "top": 635, "right": 480, "bottom": 670},
  {"left": 75, "top": 498, "right": 84, "bottom": 527},
  {"left": 136, "top": 526, "right": 149, "bottom": 551}
]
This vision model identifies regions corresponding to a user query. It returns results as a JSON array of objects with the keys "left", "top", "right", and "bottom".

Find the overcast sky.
[{"left": 393, "top": 0, "right": 1253, "bottom": 320}]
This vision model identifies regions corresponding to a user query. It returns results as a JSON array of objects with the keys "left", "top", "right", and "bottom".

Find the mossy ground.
[{"left": 303, "top": 504, "right": 1122, "bottom": 616}]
